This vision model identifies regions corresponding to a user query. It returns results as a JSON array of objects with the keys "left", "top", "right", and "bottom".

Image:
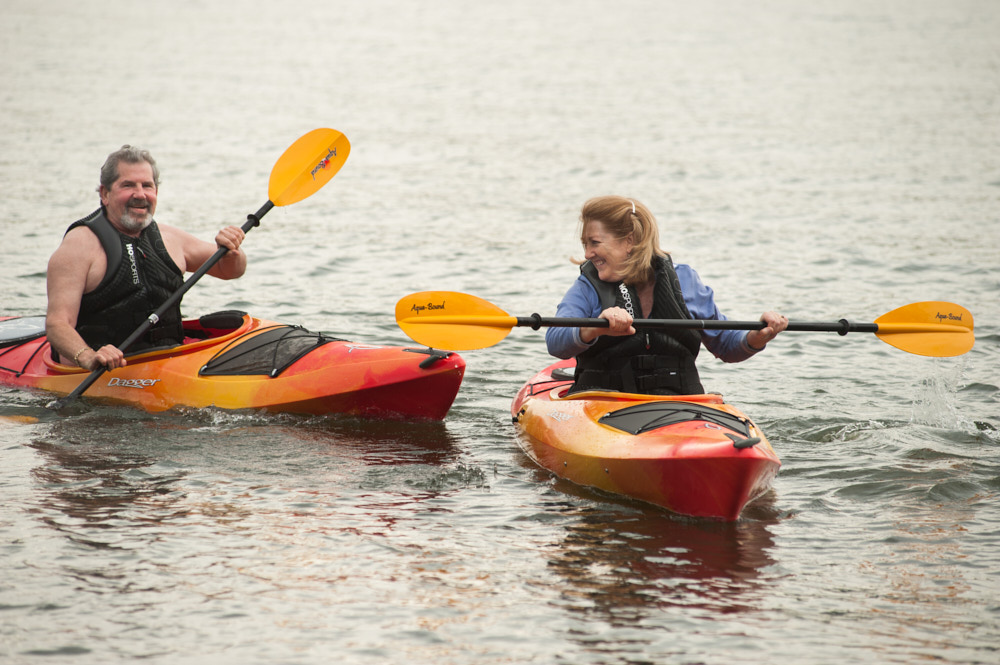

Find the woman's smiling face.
[{"left": 582, "top": 220, "right": 633, "bottom": 282}]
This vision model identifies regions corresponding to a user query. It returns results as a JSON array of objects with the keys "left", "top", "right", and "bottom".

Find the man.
[{"left": 46, "top": 145, "right": 247, "bottom": 371}]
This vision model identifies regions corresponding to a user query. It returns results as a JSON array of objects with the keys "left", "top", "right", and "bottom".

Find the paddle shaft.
[
  {"left": 502, "top": 315, "right": 878, "bottom": 335},
  {"left": 522, "top": 316, "right": 974, "bottom": 335},
  {"left": 508, "top": 315, "right": 972, "bottom": 336},
  {"left": 48, "top": 202, "right": 273, "bottom": 409}
]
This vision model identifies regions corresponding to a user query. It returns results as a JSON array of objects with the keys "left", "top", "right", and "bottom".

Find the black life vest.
[
  {"left": 572, "top": 255, "right": 705, "bottom": 395},
  {"left": 68, "top": 208, "right": 185, "bottom": 353}
]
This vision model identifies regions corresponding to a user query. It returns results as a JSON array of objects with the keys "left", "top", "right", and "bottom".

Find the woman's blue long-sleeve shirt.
[{"left": 545, "top": 262, "right": 761, "bottom": 363}]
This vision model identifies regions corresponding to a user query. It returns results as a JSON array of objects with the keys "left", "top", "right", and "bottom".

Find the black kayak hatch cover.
[
  {"left": 599, "top": 401, "right": 752, "bottom": 437},
  {"left": 200, "top": 325, "right": 345, "bottom": 378}
]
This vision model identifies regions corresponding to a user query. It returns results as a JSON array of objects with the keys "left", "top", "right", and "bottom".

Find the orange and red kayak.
[
  {"left": 0, "top": 311, "right": 464, "bottom": 421},
  {"left": 511, "top": 358, "right": 780, "bottom": 520}
]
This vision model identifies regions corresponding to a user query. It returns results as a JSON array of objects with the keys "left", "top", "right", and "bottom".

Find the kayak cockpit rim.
[{"left": 41, "top": 312, "right": 255, "bottom": 374}]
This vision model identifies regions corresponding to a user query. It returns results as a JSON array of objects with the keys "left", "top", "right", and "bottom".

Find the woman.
[{"left": 546, "top": 196, "right": 787, "bottom": 395}]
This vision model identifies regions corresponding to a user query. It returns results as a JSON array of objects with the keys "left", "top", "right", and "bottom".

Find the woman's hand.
[
  {"left": 580, "top": 306, "right": 635, "bottom": 343},
  {"left": 747, "top": 311, "right": 788, "bottom": 351}
]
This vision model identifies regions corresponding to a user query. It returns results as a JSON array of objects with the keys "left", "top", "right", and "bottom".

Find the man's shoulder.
[
  {"left": 64, "top": 209, "right": 114, "bottom": 246},
  {"left": 61, "top": 223, "right": 103, "bottom": 247},
  {"left": 49, "top": 225, "right": 103, "bottom": 276}
]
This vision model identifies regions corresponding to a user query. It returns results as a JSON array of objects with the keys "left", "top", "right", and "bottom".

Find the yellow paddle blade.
[
  {"left": 875, "top": 301, "right": 974, "bottom": 357},
  {"left": 268, "top": 128, "right": 350, "bottom": 206},
  {"left": 395, "top": 291, "right": 517, "bottom": 350}
]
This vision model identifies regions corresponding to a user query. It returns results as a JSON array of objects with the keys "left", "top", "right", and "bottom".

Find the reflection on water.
[
  {"left": 545, "top": 491, "right": 779, "bottom": 620},
  {"left": 25, "top": 407, "right": 474, "bottom": 552},
  {"left": 301, "top": 416, "right": 464, "bottom": 468},
  {"left": 30, "top": 438, "right": 186, "bottom": 531},
  {"left": 34, "top": 405, "right": 469, "bottom": 489}
]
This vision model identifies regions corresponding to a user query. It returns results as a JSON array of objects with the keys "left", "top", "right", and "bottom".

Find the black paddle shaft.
[
  {"left": 47, "top": 201, "right": 274, "bottom": 410},
  {"left": 514, "top": 315, "right": 879, "bottom": 335}
]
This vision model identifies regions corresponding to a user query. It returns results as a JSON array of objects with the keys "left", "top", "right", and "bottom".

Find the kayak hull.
[
  {"left": 1, "top": 313, "right": 465, "bottom": 421},
  {"left": 511, "top": 359, "right": 780, "bottom": 520}
]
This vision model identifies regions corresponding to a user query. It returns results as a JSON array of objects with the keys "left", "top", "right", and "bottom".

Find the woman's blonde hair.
[{"left": 579, "top": 195, "right": 666, "bottom": 285}]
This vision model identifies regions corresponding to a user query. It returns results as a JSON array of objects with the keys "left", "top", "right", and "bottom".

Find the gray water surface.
[{"left": 2, "top": 1, "right": 998, "bottom": 663}]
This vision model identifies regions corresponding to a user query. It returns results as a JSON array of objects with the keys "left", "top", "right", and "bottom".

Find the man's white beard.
[{"left": 119, "top": 207, "right": 152, "bottom": 233}]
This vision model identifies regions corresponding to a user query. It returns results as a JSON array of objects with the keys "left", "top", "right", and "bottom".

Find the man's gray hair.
[{"left": 98, "top": 145, "right": 160, "bottom": 192}]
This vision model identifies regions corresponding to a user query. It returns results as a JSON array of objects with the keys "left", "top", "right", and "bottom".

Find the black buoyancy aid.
[
  {"left": 69, "top": 208, "right": 185, "bottom": 352},
  {"left": 572, "top": 255, "right": 705, "bottom": 395}
]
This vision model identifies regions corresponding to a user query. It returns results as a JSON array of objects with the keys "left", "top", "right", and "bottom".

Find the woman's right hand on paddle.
[{"left": 580, "top": 306, "right": 635, "bottom": 343}]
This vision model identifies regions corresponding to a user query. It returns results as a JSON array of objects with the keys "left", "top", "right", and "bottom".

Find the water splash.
[{"left": 909, "top": 358, "right": 995, "bottom": 441}]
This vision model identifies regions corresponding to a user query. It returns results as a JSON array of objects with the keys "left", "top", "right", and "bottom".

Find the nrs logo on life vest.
[{"left": 107, "top": 377, "right": 161, "bottom": 389}]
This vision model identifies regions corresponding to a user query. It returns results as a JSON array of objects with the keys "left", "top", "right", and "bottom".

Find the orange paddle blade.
[
  {"left": 875, "top": 301, "right": 974, "bottom": 357},
  {"left": 396, "top": 291, "right": 516, "bottom": 350},
  {"left": 268, "top": 128, "right": 350, "bottom": 206}
]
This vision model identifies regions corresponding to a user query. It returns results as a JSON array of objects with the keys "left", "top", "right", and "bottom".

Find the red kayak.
[
  {"left": 511, "top": 358, "right": 780, "bottom": 520},
  {"left": 0, "top": 311, "right": 464, "bottom": 421}
]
